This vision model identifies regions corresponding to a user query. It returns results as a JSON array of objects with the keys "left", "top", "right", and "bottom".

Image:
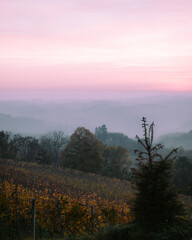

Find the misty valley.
[{"left": 0, "top": 97, "right": 192, "bottom": 240}]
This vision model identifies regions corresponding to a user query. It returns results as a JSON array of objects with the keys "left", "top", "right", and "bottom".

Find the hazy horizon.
[
  {"left": 1, "top": 90, "right": 192, "bottom": 101},
  {"left": 0, "top": 91, "right": 192, "bottom": 143}
]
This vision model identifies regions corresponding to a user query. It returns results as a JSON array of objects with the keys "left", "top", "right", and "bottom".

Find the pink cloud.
[
  {"left": 0, "top": 0, "right": 192, "bottom": 92},
  {"left": 1, "top": 59, "right": 192, "bottom": 92}
]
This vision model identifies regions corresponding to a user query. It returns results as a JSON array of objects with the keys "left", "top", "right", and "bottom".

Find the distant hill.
[
  {"left": 157, "top": 130, "right": 192, "bottom": 150},
  {"left": 0, "top": 94, "right": 192, "bottom": 137},
  {"left": 0, "top": 113, "right": 47, "bottom": 135}
]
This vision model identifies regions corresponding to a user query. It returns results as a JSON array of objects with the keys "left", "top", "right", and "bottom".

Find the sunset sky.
[{"left": 1, "top": 0, "right": 192, "bottom": 95}]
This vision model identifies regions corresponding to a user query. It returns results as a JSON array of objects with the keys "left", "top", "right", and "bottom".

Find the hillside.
[
  {"left": 0, "top": 158, "right": 133, "bottom": 202},
  {"left": 0, "top": 158, "right": 133, "bottom": 239},
  {"left": 0, "top": 113, "right": 47, "bottom": 135},
  {"left": 157, "top": 130, "right": 192, "bottom": 150}
]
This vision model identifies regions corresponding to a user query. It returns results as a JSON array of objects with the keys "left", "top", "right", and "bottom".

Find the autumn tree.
[
  {"left": 132, "top": 117, "right": 184, "bottom": 228},
  {"left": 62, "top": 127, "right": 105, "bottom": 174}
]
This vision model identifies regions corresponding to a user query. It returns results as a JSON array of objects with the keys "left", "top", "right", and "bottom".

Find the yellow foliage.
[{"left": 0, "top": 159, "right": 134, "bottom": 236}]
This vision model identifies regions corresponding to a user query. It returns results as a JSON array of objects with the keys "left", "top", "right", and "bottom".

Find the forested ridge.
[{"left": 0, "top": 119, "right": 192, "bottom": 239}]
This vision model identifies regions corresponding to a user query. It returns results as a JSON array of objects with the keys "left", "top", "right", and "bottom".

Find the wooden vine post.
[{"left": 32, "top": 198, "right": 36, "bottom": 240}]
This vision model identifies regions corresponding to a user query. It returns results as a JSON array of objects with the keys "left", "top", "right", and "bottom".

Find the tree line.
[
  {"left": 0, "top": 126, "right": 133, "bottom": 179},
  {"left": 0, "top": 124, "right": 192, "bottom": 191}
]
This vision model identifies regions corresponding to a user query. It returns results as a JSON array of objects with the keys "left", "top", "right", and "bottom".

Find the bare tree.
[{"left": 39, "top": 131, "right": 67, "bottom": 166}]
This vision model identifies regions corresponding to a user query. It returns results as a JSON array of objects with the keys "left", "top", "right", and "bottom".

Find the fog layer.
[{"left": 0, "top": 92, "right": 192, "bottom": 139}]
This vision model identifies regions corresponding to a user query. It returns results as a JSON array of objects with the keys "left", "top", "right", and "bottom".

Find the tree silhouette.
[{"left": 132, "top": 117, "right": 184, "bottom": 228}]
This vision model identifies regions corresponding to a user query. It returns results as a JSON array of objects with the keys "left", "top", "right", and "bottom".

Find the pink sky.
[{"left": 1, "top": 0, "right": 192, "bottom": 93}]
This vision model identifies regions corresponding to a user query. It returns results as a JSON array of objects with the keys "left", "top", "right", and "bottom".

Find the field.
[
  {"left": 1, "top": 158, "right": 192, "bottom": 240},
  {"left": 0, "top": 158, "right": 133, "bottom": 239}
]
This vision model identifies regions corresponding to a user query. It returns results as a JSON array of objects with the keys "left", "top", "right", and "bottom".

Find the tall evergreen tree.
[
  {"left": 95, "top": 124, "right": 108, "bottom": 143},
  {"left": 132, "top": 117, "right": 184, "bottom": 228}
]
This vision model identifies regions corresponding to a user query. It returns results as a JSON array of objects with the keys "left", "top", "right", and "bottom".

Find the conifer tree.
[{"left": 132, "top": 117, "right": 184, "bottom": 228}]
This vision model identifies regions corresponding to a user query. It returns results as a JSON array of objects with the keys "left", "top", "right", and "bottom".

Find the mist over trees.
[
  {"left": 1, "top": 117, "right": 192, "bottom": 239},
  {"left": 95, "top": 124, "right": 143, "bottom": 155},
  {"left": 0, "top": 103, "right": 192, "bottom": 193},
  {"left": 158, "top": 130, "right": 192, "bottom": 150},
  {"left": 1, "top": 94, "right": 192, "bottom": 138}
]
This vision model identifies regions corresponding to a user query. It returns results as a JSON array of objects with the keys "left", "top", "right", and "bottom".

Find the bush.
[{"left": 79, "top": 220, "right": 192, "bottom": 240}]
